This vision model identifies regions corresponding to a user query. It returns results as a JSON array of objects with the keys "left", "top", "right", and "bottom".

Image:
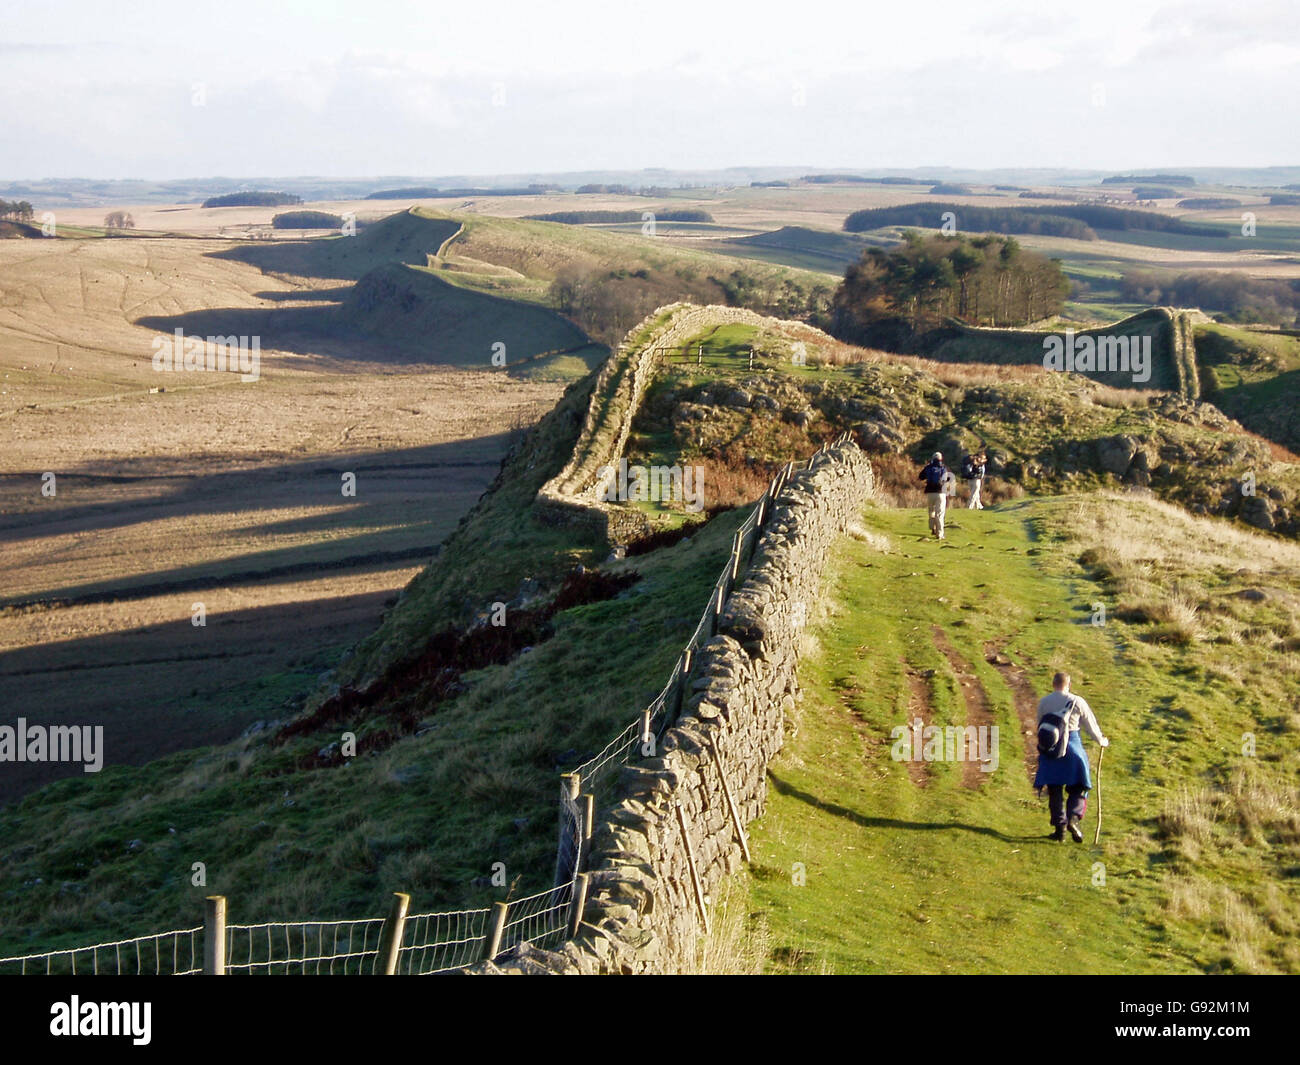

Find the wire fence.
[
  {"left": 399, "top": 908, "right": 492, "bottom": 975},
  {"left": 0, "top": 927, "right": 203, "bottom": 976},
  {"left": 1, "top": 433, "right": 854, "bottom": 976},
  {"left": 223, "top": 918, "right": 387, "bottom": 976}
]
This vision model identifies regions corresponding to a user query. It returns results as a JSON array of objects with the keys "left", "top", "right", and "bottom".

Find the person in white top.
[{"left": 1034, "top": 672, "right": 1110, "bottom": 842}]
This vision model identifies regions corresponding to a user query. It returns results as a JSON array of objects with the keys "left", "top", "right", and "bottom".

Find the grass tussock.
[{"left": 684, "top": 877, "right": 774, "bottom": 975}]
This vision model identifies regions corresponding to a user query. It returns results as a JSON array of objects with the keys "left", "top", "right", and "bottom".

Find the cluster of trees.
[
  {"left": 272, "top": 210, "right": 344, "bottom": 229},
  {"left": 549, "top": 265, "right": 723, "bottom": 343},
  {"left": 831, "top": 232, "right": 1069, "bottom": 343},
  {"left": 1119, "top": 270, "right": 1300, "bottom": 325},
  {"left": 527, "top": 209, "right": 713, "bottom": 224},
  {"left": 203, "top": 192, "right": 302, "bottom": 208},
  {"left": 0, "top": 199, "right": 35, "bottom": 220},
  {"left": 715, "top": 269, "right": 833, "bottom": 327},
  {"left": 104, "top": 211, "right": 135, "bottom": 229},
  {"left": 1270, "top": 194, "right": 1300, "bottom": 205},
  {"left": 548, "top": 264, "right": 832, "bottom": 345},
  {"left": 928, "top": 183, "right": 972, "bottom": 195},
  {"left": 846, "top": 202, "right": 1095, "bottom": 239},
  {"left": 575, "top": 184, "right": 636, "bottom": 194},
  {"left": 844, "top": 201, "right": 1227, "bottom": 240},
  {"left": 1177, "top": 197, "right": 1240, "bottom": 210},
  {"left": 1133, "top": 186, "right": 1179, "bottom": 199}
]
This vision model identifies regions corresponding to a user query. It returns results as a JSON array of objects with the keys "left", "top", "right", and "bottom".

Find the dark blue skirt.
[{"left": 1034, "top": 729, "right": 1093, "bottom": 789}]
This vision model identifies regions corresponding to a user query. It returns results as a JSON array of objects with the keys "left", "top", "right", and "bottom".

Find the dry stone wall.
[
  {"left": 481, "top": 439, "right": 874, "bottom": 974},
  {"left": 534, "top": 302, "right": 796, "bottom": 545}
]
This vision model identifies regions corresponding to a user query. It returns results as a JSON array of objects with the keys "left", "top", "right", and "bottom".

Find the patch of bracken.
[
  {"left": 277, "top": 567, "right": 641, "bottom": 767},
  {"left": 624, "top": 505, "right": 733, "bottom": 557}
]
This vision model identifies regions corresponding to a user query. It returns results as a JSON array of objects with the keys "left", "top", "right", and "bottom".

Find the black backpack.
[
  {"left": 923, "top": 463, "right": 945, "bottom": 491},
  {"left": 961, "top": 456, "right": 976, "bottom": 479},
  {"left": 1037, "top": 711, "right": 1070, "bottom": 759}
]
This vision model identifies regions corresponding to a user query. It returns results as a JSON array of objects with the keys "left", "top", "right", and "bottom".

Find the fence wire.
[
  {"left": 501, "top": 881, "right": 573, "bottom": 954},
  {"left": 0, "top": 926, "right": 203, "bottom": 976},
  {"left": 399, "top": 908, "right": 492, "bottom": 974},
  {"left": 223, "top": 918, "right": 387, "bottom": 975}
]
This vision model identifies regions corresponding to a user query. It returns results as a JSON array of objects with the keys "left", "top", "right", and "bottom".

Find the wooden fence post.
[
  {"left": 484, "top": 901, "right": 508, "bottom": 962},
  {"left": 674, "top": 801, "right": 710, "bottom": 935},
  {"left": 203, "top": 896, "right": 226, "bottom": 976},
  {"left": 674, "top": 648, "right": 694, "bottom": 720},
  {"left": 640, "top": 707, "right": 653, "bottom": 754},
  {"left": 374, "top": 892, "right": 410, "bottom": 975},
  {"left": 707, "top": 736, "right": 751, "bottom": 863},
  {"left": 697, "top": 344, "right": 702, "bottom": 366},
  {"left": 581, "top": 793, "right": 595, "bottom": 847},
  {"left": 567, "top": 873, "right": 590, "bottom": 939},
  {"left": 747, "top": 347, "right": 754, "bottom": 371},
  {"left": 554, "top": 772, "right": 582, "bottom": 884},
  {"left": 729, "top": 530, "right": 742, "bottom": 582}
]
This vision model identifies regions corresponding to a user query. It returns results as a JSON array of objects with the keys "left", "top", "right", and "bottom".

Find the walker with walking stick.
[{"left": 1093, "top": 745, "right": 1105, "bottom": 845}]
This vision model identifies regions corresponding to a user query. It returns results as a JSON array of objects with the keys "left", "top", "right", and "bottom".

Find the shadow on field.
[
  {"left": 0, "top": 585, "right": 402, "bottom": 806},
  {"left": 0, "top": 434, "right": 513, "bottom": 608},
  {"left": 134, "top": 300, "right": 409, "bottom": 363},
  {"left": 768, "top": 771, "right": 1042, "bottom": 843}
]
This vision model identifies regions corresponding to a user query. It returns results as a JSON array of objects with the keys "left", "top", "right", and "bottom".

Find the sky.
[{"left": 1, "top": 0, "right": 1297, "bottom": 179}]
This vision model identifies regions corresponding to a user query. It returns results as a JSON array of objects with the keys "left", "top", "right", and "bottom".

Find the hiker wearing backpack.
[
  {"left": 918, "top": 452, "right": 948, "bottom": 539},
  {"left": 1035, "top": 672, "right": 1109, "bottom": 842},
  {"left": 962, "top": 451, "right": 986, "bottom": 510}
]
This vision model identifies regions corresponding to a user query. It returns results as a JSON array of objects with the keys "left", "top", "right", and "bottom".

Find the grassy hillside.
[
  {"left": 617, "top": 312, "right": 1300, "bottom": 538},
  {"left": 134, "top": 209, "right": 609, "bottom": 379},
  {"left": 744, "top": 495, "right": 1299, "bottom": 973},
  {"left": 1195, "top": 323, "right": 1300, "bottom": 452},
  {"left": 0, "top": 372, "right": 747, "bottom": 957},
  {"left": 705, "top": 225, "right": 889, "bottom": 273},
  {"left": 415, "top": 208, "right": 838, "bottom": 312},
  {"left": 341, "top": 262, "right": 604, "bottom": 375},
  {"left": 916, "top": 308, "right": 1188, "bottom": 393}
]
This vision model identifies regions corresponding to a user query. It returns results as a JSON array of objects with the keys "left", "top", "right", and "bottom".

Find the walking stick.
[{"left": 1093, "top": 745, "right": 1105, "bottom": 845}]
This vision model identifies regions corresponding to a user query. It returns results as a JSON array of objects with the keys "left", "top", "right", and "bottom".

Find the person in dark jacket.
[
  {"left": 918, "top": 452, "right": 948, "bottom": 539},
  {"left": 1035, "top": 672, "right": 1110, "bottom": 841}
]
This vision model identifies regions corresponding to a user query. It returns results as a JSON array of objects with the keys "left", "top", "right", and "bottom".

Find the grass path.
[{"left": 744, "top": 500, "right": 1210, "bottom": 974}]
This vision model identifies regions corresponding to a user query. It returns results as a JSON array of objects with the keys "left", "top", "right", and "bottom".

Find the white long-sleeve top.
[{"left": 1037, "top": 691, "right": 1107, "bottom": 744}]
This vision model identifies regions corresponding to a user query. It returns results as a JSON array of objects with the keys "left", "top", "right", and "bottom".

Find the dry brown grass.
[
  {"left": 684, "top": 876, "right": 774, "bottom": 974},
  {"left": 0, "top": 234, "right": 565, "bottom": 801}
]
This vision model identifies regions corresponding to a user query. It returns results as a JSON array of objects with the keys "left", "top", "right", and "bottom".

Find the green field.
[{"left": 746, "top": 496, "right": 1300, "bottom": 973}]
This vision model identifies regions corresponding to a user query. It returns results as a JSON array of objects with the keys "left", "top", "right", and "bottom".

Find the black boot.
[
  {"left": 1049, "top": 825, "right": 1065, "bottom": 841},
  {"left": 1068, "top": 817, "right": 1083, "bottom": 843}
]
